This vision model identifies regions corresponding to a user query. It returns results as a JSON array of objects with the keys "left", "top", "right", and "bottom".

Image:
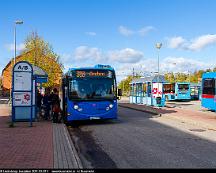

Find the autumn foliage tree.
[{"left": 20, "top": 32, "right": 63, "bottom": 88}]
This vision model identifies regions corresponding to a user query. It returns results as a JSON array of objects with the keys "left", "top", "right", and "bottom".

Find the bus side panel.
[{"left": 202, "top": 98, "right": 215, "bottom": 111}]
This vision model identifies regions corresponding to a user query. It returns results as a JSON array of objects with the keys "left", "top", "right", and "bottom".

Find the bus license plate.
[{"left": 90, "top": 117, "right": 101, "bottom": 120}]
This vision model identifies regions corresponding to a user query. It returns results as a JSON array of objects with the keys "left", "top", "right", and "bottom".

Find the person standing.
[
  {"left": 36, "top": 89, "right": 43, "bottom": 118},
  {"left": 52, "top": 88, "right": 61, "bottom": 123},
  {"left": 42, "top": 89, "right": 51, "bottom": 120}
]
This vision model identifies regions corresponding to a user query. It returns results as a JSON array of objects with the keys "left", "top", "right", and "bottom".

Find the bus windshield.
[
  {"left": 68, "top": 78, "right": 116, "bottom": 101},
  {"left": 178, "top": 84, "right": 189, "bottom": 91},
  {"left": 203, "top": 79, "right": 215, "bottom": 95}
]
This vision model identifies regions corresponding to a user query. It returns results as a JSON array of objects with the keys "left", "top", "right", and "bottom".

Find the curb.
[
  {"left": 62, "top": 124, "right": 83, "bottom": 169},
  {"left": 118, "top": 104, "right": 161, "bottom": 116}
]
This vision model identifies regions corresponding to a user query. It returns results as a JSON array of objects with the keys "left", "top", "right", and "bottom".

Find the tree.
[
  {"left": 118, "top": 75, "right": 141, "bottom": 96},
  {"left": 165, "top": 72, "right": 175, "bottom": 83},
  {"left": 20, "top": 32, "right": 63, "bottom": 88}
]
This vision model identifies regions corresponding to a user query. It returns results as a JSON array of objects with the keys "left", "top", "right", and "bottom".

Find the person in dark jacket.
[
  {"left": 36, "top": 90, "right": 43, "bottom": 118},
  {"left": 42, "top": 89, "right": 51, "bottom": 120},
  {"left": 52, "top": 88, "right": 61, "bottom": 123}
]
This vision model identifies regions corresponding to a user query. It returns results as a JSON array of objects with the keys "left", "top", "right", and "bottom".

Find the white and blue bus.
[{"left": 61, "top": 64, "right": 122, "bottom": 123}]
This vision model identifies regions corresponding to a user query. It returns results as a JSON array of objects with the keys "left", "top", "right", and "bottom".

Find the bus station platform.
[
  {"left": 119, "top": 102, "right": 216, "bottom": 131},
  {"left": 0, "top": 104, "right": 82, "bottom": 169}
]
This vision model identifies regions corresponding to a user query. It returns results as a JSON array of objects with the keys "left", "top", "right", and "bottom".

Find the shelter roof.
[
  {"left": 32, "top": 65, "right": 48, "bottom": 77},
  {"left": 130, "top": 75, "right": 167, "bottom": 84}
]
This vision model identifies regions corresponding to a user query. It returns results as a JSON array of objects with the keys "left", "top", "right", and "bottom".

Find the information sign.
[
  {"left": 12, "top": 61, "right": 33, "bottom": 126},
  {"left": 13, "top": 92, "right": 31, "bottom": 106},
  {"left": 14, "top": 72, "right": 32, "bottom": 91}
]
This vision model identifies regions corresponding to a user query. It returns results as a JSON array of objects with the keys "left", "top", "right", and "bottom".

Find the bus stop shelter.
[
  {"left": 32, "top": 65, "right": 48, "bottom": 120},
  {"left": 129, "top": 75, "right": 167, "bottom": 107}
]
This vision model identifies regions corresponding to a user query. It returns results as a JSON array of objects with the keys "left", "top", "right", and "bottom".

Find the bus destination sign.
[{"left": 76, "top": 70, "right": 112, "bottom": 78}]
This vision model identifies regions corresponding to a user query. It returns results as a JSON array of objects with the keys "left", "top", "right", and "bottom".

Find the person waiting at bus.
[
  {"left": 52, "top": 88, "right": 61, "bottom": 123},
  {"left": 42, "top": 89, "right": 51, "bottom": 120},
  {"left": 36, "top": 89, "right": 43, "bottom": 118}
]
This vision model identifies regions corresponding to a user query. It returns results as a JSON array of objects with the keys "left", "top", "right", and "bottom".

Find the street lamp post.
[
  {"left": 156, "top": 43, "right": 162, "bottom": 97},
  {"left": 14, "top": 20, "right": 23, "bottom": 64},
  {"left": 9, "top": 20, "right": 23, "bottom": 105}
]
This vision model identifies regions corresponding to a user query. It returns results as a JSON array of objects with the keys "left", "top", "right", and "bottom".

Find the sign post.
[{"left": 12, "top": 61, "right": 33, "bottom": 127}]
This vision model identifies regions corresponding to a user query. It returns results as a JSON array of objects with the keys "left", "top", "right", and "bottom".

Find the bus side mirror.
[{"left": 118, "top": 89, "right": 122, "bottom": 96}]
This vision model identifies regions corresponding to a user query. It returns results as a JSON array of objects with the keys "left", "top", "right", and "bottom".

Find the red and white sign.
[
  {"left": 152, "top": 83, "right": 163, "bottom": 97},
  {"left": 13, "top": 92, "right": 31, "bottom": 106}
]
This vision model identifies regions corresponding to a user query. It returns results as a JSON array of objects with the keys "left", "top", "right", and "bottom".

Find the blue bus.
[
  {"left": 201, "top": 72, "right": 216, "bottom": 111},
  {"left": 163, "top": 82, "right": 191, "bottom": 101},
  {"left": 61, "top": 64, "right": 122, "bottom": 123}
]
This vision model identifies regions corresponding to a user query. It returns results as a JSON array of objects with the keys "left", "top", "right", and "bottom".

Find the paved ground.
[
  {"left": 68, "top": 106, "right": 216, "bottom": 168},
  {"left": 119, "top": 97, "right": 216, "bottom": 131},
  {"left": 0, "top": 104, "right": 81, "bottom": 169},
  {"left": 0, "top": 105, "right": 53, "bottom": 169}
]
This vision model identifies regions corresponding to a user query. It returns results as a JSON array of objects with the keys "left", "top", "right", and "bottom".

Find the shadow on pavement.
[
  {"left": 66, "top": 119, "right": 121, "bottom": 128},
  {"left": 118, "top": 103, "right": 178, "bottom": 115}
]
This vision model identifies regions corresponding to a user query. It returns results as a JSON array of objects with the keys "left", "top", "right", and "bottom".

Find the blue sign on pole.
[{"left": 12, "top": 61, "right": 33, "bottom": 127}]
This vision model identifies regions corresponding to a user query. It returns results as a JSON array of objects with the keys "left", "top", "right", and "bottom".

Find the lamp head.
[
  {"left": 156, "top": 43, "right": 162, "bottom": 49},
  {"left": 15, "top": 20, "right": 23, "bottom": 24}
]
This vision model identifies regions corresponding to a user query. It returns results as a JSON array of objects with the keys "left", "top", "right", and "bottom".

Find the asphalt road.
[{"left": 68, "top": 106, "right": 216, "bottom": 168}]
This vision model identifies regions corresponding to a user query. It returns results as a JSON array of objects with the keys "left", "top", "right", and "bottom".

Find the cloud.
[
  {"left": 118, "top": 26, "right": 134, "bottom": 36},
  {"left": 138, "top": 26, "right": 155, "bottom": 36},
  {"left": 119, "top": 25, "right": 155, "bottom": 37},
  {"left": 115, "top": 56, "right": 213, "bottom": 80},
  {"left": 161, "top": 57, "right": 213, "bottom": 73},
  {"left": 108, "top": 48, "right": 143, "bottom": 63},
  {"left": 5, "top": 43, "right": 25, "bottom": 51},
  {"left": 74, "top": 46, "right": 103, "bottom": 62},
  {"left": 60, "top": 46, "right": 214, "bottom": 82},
  {"left": 167, "top": 34, "right": 216, "bottom": 51},
  {"left": 85, "top": 32, "right": 96, "bottom": 36},
  {"left": 188, "top": 34, "right": 216, "bottom": 51},
  {"left": 61, "top": 53, "right": 72, "bottom": 64},
  {"left": 167, "top": 36, "right": 186, "bottom": 49}
]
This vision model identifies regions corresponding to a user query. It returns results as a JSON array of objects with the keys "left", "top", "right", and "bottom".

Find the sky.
[{"left": 1, "top": 0, "right": 216, "bottom": 82}]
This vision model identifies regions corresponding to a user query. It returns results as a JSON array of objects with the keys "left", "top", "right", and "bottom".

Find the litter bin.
[{"left": 156, "top": 97, "right": 161, "bottom": 105}]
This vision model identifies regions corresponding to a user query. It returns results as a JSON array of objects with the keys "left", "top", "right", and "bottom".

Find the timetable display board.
[{"left": 14, "top": 72, "right": 32, "bottom": 91}]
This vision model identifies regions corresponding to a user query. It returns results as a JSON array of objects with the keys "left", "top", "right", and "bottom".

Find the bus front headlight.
[
  {"left": 74, "top": 105, "right": 79, "bottom": 110},
  {"left": 109, "top": 104, "right": 113, "bottom": 109}
]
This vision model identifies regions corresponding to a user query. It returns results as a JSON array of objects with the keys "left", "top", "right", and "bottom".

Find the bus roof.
[
  {"left": 68, "top": 64, "right": 114, "bottom": 72},
  {"left": 202, "top": 72, "right": 216, "bottom": 79}
]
